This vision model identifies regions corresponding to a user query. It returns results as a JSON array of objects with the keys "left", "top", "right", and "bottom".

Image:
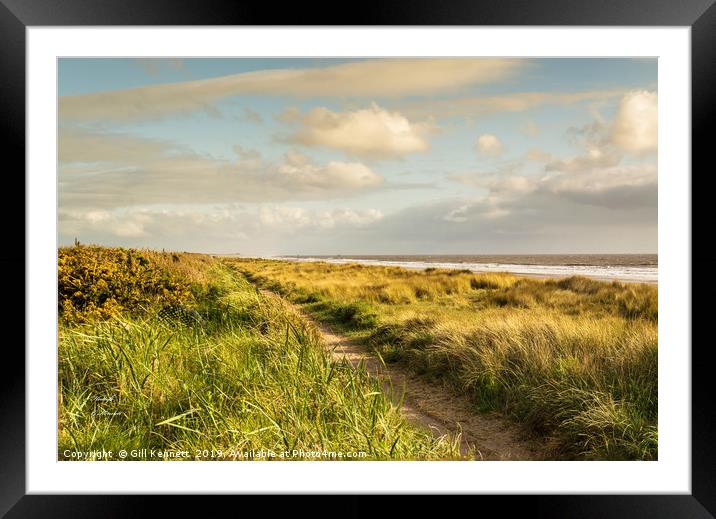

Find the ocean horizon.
[{"left": 259, "top": 254, "right": 658, "bottom": 283}]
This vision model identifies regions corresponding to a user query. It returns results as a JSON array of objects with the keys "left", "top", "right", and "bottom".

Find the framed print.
[{"left": 3, "top": 0, "right": 713, "bottom": 515}]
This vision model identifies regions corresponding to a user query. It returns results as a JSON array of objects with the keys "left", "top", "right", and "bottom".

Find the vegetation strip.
[
  {"left": 227, "top": 258, "right": 658, "bottom": 460},
  {"left": 58, "top": 246, "right": 461, "bottom": 460}
]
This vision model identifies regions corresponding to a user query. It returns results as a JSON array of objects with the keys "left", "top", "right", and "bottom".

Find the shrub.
[{"left": 58, "top": 246, "right": 193, "bottom": 322}]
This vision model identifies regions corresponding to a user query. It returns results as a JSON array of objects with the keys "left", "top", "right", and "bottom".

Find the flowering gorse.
[{"left": 58, "top": 245, "right": 193, "bottom": 322}]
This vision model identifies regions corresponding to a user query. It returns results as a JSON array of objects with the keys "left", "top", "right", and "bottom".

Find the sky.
[{"left": 58, "top": 58, "right": 658, "bottom": 255}]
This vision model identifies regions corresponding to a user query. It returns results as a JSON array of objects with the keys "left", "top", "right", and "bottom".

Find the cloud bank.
[
  {"left": 59, "top": 128, "right": 383, "bottom": 210},
  {"left": 400, "top": 89, "right": 627, "bottom": 119},
  {"left": 57, "top": 59, "right": 658, "bottom": 255},
  {"left": 60, "top": 59, "right": 526, "bottom": 122}
]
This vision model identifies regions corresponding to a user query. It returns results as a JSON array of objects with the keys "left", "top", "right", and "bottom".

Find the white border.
[{"left": 27, "top": 27, "right": 691, "bottom": 494}]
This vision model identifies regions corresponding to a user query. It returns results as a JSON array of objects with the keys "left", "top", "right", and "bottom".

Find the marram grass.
[
  {"left": 58, "top": 247, "right": 460, "bottom": 461},
  {"left": 230, "top": 258, "right": 658, "bottom": 460}
]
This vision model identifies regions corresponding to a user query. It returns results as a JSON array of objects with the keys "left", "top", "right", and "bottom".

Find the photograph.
[{"left": 56, "top": 56, "right": 659, "bottom": 463}]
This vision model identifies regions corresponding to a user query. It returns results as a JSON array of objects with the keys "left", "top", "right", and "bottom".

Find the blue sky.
[{"left": 58, "top": 58, "right": 657, "bottom": 254}]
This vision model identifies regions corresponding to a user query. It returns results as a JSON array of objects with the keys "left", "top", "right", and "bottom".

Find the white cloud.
[
  {"left": 372, "top": 151, "right": 657, "bottom": 252},
  {"left": 317, "top": 208, "right": 384, "bottom": 229},
  {"left": 452, "top": 162, "right": 657, "bottom": 211},
  {"left": 443, "top": 205, "right": 470, "bottom": 223},
  {"left": 370, "top": 189, "right": 656, "bottom": 254},
  {"left": 286, "top": 103, "right": 432, "bottom": 158},
  {"left": 453, "top": 119, "right": 658, "bottom": 213},
  {"left": 545, "top": 146, "right": 621, "bottom": 173},
  {"left": 59, "top": 129, "right": 384, "bottom": 210},
  {"left": 544, "top": 164, "right": 656, "bottom": 197},
  {"left": 60, "top": 209, "right": 151, "bottom": 238},
  {"left": 548, "top": 91, "right": 654, "bottom": 177},
  {"left": 445, "top": 203, "right": 510, "bottom": 222},
  {"left": 259, "top": 206, "right": 384, "bottom": 231},
  {"left": 611, "top": 90, "right": 658, "bottom": 154},
  {"left": 60, "top": 206, "right": 253, "bottom": 247},
  {"left": 400, "top": 89, "right": 626, "bottom": 119},
  {"left": 277, "top": 152, "right": 383, "bottom": 189},
  {"left": 58, "top": 201, "right": 388, "bottom": 254},
  {"left": 59, "top": 59, "right": 526, "bottom": 122},
  {"left": 475, "top": 134, "right": 503, "bottom": 157},
  {"left": 259, "top": 206, "right": 312, "bottom": 228}
]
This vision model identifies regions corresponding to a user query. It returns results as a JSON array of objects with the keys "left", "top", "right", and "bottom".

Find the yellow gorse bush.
[{"left": 58, "top": 245, "right": 193, "bottom": 322}]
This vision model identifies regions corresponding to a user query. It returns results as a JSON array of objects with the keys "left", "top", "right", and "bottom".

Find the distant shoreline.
[
  {"left": 219, "top": 254, "right": 658, "bottom": 284},
  {"left": 279, "top": 253, "right": 657, "bottom": 266}
]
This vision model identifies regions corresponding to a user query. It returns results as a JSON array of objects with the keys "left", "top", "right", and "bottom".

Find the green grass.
[
  {"left": 58, "top": 249, "right": 460, "bottom": 461},
  {"left": 229, "top": 258, "right": 658, "bottom": 460}
]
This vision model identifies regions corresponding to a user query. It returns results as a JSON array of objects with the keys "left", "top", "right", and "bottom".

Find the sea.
[{"left": 270, "top": 254, "right": 658, "bottom": 283}]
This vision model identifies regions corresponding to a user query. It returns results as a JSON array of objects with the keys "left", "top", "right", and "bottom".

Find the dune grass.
[
  {"left": 229, "top": 258, "right": 658, "bottom": 460},
  {"left": 58, "top": 247, "right": 461, "bottom": 460}
]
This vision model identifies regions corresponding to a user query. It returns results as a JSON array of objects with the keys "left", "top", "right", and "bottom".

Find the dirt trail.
[{"left": 307, "top": 315, "right": 547, "bottom": 461}]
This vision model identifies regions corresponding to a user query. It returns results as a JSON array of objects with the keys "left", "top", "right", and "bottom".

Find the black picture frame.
[{"left": 3, "top": 0, "right": 712, "bottom": 516}]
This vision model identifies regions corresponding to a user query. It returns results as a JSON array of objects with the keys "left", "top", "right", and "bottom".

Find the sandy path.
[
  {"left": 250, "top": 284, "right": 547, "bottom": 460},
  {"left": 305, "top": 315, "right": 547, "bottom": 461}
]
